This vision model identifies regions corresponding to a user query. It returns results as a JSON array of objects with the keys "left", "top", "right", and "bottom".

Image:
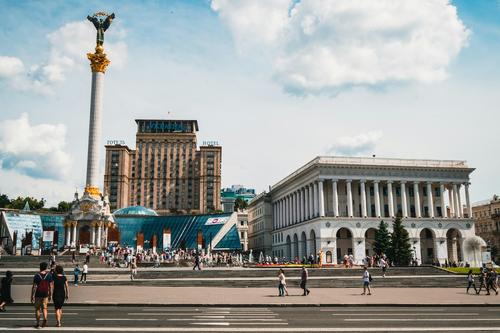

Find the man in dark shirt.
[
  {"left": 31, "top": 262, "right": 52, "bottom": 328},
  {"left": 301, "top": 266, "right": 310, "bottom": 296}
]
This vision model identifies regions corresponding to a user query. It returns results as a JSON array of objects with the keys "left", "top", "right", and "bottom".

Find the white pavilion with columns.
[{"left": 268, "top": 156, "right": 479, "bottom": 265}]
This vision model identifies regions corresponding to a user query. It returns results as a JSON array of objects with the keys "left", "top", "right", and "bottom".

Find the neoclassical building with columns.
[{"left": 254, "top": 156, "right": 480, "bottom": 265}]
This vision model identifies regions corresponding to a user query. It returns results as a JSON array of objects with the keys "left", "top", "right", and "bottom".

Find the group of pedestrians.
[
  {"left": 30, "top": 262, "right": 69, "bottom": 328},
  {"left": 466, "top": 267, "right": 499, "bottom": 295},
  {"left": 277, "top": 267, "right": 310, "bottom": 296},
  {"left": 278, "top": 266, "right": 375, "bottom": 297}
]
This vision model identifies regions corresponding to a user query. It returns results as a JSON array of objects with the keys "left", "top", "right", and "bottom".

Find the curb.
[{"left": 9, "top": 303, "right": 500, "bottom": 307}]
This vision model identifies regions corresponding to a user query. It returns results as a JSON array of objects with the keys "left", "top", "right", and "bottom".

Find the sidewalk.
[{"left": 10, "top": 285, "right": 500, "bottom": 306}]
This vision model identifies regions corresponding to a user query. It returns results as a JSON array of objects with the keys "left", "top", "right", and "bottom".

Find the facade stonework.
[
  {"left": 472, "top": 195, "right": 500, "bottom": 262},
  {"left": 104, "top": 120, "right": 222, "bottom": 215},
  {"left": 249, "top": 156, "right": 479, "bottom": 265}
]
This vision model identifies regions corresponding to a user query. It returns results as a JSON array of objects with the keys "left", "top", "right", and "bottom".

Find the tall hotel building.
[{"left": 104, "top": 120, "right": 222, "bottom": 215}]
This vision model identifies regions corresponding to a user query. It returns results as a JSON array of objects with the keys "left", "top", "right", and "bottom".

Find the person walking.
[
  {"left": 81, "top": 263, "right": 88, "bottom": 284},
  {"left": 486, "top": 269, "right": 499, "bottom": 296},
  {"left": 0, "top": 271, "right": 13, "bottom": 312},
  {"left": 361, "top": 266, "right": 372, "bottom": 295},
  {"left": 193, "top": 253, "right": 201, "bottom": 270},
  {"left": 130, "top": 257, "right": 138, "bottom": 281},
  {"left": 73, "top": 264, "right": 80, "bottom": 286},
  {"left": 466, "top": 269, "right": 478, "bottom": 294},
  {"left": 277, "top": 269, "right": 289, "bottom": 296},
  {"left": 380, "top": 257, "right": 387, "bottom": 278},
  {"left": 52, "top": 265, "right": 69, "bottom": 327},
  {"left": 71, "top": 251, "right": 76, "bottom": 264},
  {"left": 85, "top": 252, "right": 90, "bottom": 264},
  {"left": 477, "top": 271, "right": 487, "bottom": 295},
  {"left": 31, "top": 262, "right": 53, "bottom": 329},
  {"left": 300, "top": 266, "right": 310, "bottom": 296}
]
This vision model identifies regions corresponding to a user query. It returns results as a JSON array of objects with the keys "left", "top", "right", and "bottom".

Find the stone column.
[
  {"left": 97, "top": 223, "right": 102, "bottom": 248},
  {"left": 313, "top": 182, "right": 319, "bottom": 217},
  {"left": 374, "top": 181, "right": 381, "bottom": 218},
  {"left": 449, "top": 185, "right": 455, "bottom": 217},
  {"left": 309, "top": 184, "right": 314, "bottom": 219},
  {"left": 387, "top": 181, "right": 394, "bottom": 217},
  {"left": 65, "top": 224, "right": 71, "bottom": 247},
  {"left": 72, "top": 223, "right": 77, "bottom": 247},
  {"left": 290, "top": 194, "right": 294, "bottom": 225},
  {"left": 318, "top": 180, "right": 325, "bottom": 217},
  {"left": 453, "top": 184, "right": 460, "bottom": 218},
  {"left": 277, "top": 201, "right": 281, "bottom": 229},
  {"left": 104, "top": 225, "right": 108, "bottom": 248},
  {"left": 440, "top": 183, "right": 447, "bottom": 218},
  {"left": 401, "top": 182, "right": 408, "bottom": 218},
  {"left": 360, "top": 180, "right": 367, "bottom": 218},
  {"left": 427, "top": 182, "right": 434, "bottom": 218},
  {"left": 297, "top": 189, "right": 303, "bottom": 222},
  {"left": 465, "top": 183, "right": 472, "bottom": 218},
  {"left": 287, "top": 195, "right": 291, "bottom": 226},
  {"left": 293, "top": 191, "right": 299, "bottom": 224},
  {"left": 366, "top": 182, "right": 372, "bottom": 217},
  {"left": 414, "top": 182, "right": 421, "bottom": 218},
  {"left": 91, "top": 224, "right": 96, "bottom": 245},
  {"left": 305, "top": 187, "right": 308, "bottom": 219},
  {"left": 332, "top": 180, "right": 339, "bottom": 217},
  {"left": 457, "top": 184, "right": 463, "bottom": 218},
  {"left": 346, "top": 180, "right": 353, "bottom": 217}
]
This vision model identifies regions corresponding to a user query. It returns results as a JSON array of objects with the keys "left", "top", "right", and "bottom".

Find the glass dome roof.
[{"left": 113, "top": 206, "right": 158, "bottom": 216}]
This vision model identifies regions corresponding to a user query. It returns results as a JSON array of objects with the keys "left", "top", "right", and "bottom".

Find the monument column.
[{"left": 85, "top": 31, "right": 111, "bottom": 197}]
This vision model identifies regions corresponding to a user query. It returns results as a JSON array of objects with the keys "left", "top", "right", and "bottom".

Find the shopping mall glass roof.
[{"left": 113, "top": 206, "right": 159, "bottom": 216}]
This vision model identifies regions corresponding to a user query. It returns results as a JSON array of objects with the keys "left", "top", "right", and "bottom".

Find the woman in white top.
[
  {"left": 361, "top": 266, "right": 372, "bottom": 295},
  {"left": 277, "top": 269, "right": 289, "bottom": 297}
]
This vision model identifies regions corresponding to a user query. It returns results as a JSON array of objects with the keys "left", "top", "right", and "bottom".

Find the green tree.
[
  {"left": 8, "top": 196, "right": 45, "bottom": 210},
  {"left": 374, "top": 220, "right": 391, "bottom": 256},
  {"left": 0, "top": 194, "right": 10, "bottom": 208},
  {"left": 57, "top": 201, "right": 71, "bottom": 212},
  {"left": 389, "top": 216, "right": 413, "bottom": 266},
  {"left": 234, "top": 197, "right": 248, "bottom": 211}
]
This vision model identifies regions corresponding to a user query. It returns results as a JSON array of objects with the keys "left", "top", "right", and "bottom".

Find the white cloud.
[
  {"left": 326, "top": 131, "right": 383, "bottom": 156},
  {"left": 212, "top": 0, "right": 470, "bottom": 95},
  {"left": 0, "top": 20, "right": 127, "bottom": 94},
  {"left": 0, "top": 113, "right": 72, "bottom": 180},
  {"left": 0, "top": 56, "right": 24, "bottom": 77}
]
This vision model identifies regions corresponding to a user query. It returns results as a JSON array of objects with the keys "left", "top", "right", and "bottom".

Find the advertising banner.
[
  {"left": 42, "top": 231, "right": 54, "bottom": 242},
  {"left": 163, "top": 233, "right": 171, "bottom": 250},
  {"left": 205, "top": 217, "right": 228, "bottom": 226}
]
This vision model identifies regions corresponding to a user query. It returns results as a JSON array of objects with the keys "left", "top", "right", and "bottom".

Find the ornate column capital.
[{"left": 87, "top": 46, "right": 110, "bottom": 73}]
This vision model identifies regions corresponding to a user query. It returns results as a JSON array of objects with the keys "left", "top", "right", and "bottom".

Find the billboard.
[
  {"left": 43, "top": 231, "right": 54, "bottom": 242},
  {"left": 205, "top": 217, "right": 229, "bottom": 226}
]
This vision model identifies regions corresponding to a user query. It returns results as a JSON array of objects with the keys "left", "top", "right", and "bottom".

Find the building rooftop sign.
[{"left": 135, "top": 119, "right": 199, "bottom": 133}]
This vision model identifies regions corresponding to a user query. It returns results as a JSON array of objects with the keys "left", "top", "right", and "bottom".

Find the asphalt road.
[{"left": 0, "top": 305, "right": 500, "bottom": 332}]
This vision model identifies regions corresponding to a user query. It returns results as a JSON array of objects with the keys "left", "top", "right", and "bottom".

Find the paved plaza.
[
  {"left": 1, "top": 305, "right": 500, "bottom": 332},
  {"left": 7, "top": 285, "right": 500, "bottom": 306}
]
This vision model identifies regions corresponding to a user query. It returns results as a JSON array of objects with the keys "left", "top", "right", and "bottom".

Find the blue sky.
[{"left": 0, "top": 0, "right": 499, "bottom": 206}]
